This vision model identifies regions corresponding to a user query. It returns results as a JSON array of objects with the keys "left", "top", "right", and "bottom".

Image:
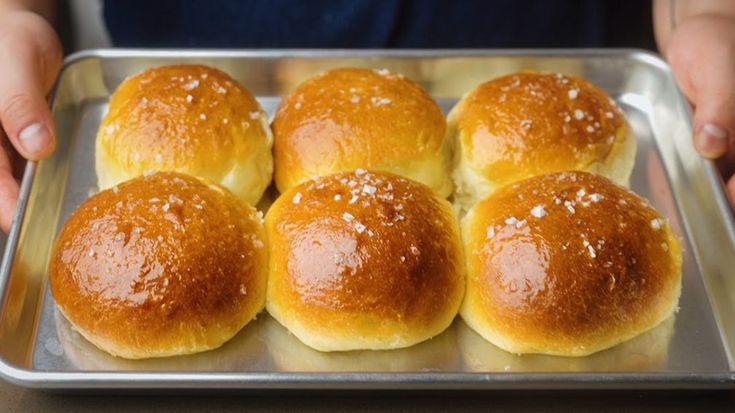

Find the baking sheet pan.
[{"left": 0, "top": 49, "right": 734, "bottom": 390}]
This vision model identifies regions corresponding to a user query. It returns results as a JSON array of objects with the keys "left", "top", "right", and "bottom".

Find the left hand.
[{"left": 665, "top": 13, "right": 735, "bottom": 207}]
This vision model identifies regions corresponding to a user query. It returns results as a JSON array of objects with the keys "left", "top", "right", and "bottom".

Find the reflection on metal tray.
[{"left": 0, "top": 49, "right": 734, "bottom": 391}]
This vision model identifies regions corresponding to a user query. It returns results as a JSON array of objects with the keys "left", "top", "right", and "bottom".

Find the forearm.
[
  {"left": 654, "top": 0, "right": 735, "bottom": 54},
  {"left": 0, "top": 0, "right": 55, "bottom": 23}
]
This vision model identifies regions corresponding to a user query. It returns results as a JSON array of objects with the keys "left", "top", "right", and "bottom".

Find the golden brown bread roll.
[
  {"left": 96, "top": 64, "right": 273, "bottom": 206},
  {"left": 49, "top": 172, "right": 268, "bottom": 359},
  {"left": 460, "top": 171, "right": 681, "bottom": 357},
  {"left": 449, "top": 71, "right": 636, "bottom": 211},
  {"left": 265, "top": 170, "right": 464, "bottom": 351},
  {"left": 272, "top": 68, "right": 452, "bottom": 197}
]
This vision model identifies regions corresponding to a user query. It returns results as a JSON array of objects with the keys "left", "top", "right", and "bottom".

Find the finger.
[
  {"left": 0, "top": 136, "right": 20, "bottom": 232},
  {"left": 667, "top": 16, "right": 735, "bottom": 159},
  {"left": 0, "top": 12, "right": 61, "bottom": 161}
]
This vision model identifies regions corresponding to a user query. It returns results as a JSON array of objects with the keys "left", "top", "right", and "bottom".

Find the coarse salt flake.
[
  {"left": 183, "top": 79, "right": 199, "bottom": 90},
  {"left": 486, "top": 226, "right": 495, "bottom": 239},
  {"left": 531, "top": 205, "right": 546, "bottom": 218},
  {"left": 371, "top": 96, "right": 392, "bottom": 105},
  {"left": 574, "top": 109, "right": 585, "bottom": 120},
  {"left": 650, "top": 218, "right": 663, "bottom": 230},
  {"left": 342, "top": 212, "right": 354, "bottom": 222},
  {"left": 587, "top": 245, "right": 597, "bottom": 258},
  {"left": 568, "top": 89, "right": 579, "bottom": 99},
  {"left": 292, "top": 192, "right": 302, "bottom": 204}
]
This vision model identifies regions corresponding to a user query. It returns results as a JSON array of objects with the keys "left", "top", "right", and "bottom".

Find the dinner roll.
[
  {"left": 96, "top": 64, "right": 273, "bottom": 206},
  {"left": 265, "top": 170, "right": 464, "bottom": 351},
  {"left": 49, "top": 172, "right": 268, "bottom": 359},
  {"left": 449, "top": 71, "right": 635, "bottom": 210},
  {"left": 272, "top": 68, "right": 452, "bottom": 197},
  {"left": 460, "top": 171, "right": 681, "bottom": 357}
]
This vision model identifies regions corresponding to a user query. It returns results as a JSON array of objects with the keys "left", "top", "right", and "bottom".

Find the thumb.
[
  {"left": 0, "top": 12, "right": 61, "bottom": 161},
  {"left": 667, "top": 15, "right": 735, "bottom": 159}
]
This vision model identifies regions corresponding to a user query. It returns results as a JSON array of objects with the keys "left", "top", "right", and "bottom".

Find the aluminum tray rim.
[{"left": 1, "top": 48, "right": 733, "bottom": 390}]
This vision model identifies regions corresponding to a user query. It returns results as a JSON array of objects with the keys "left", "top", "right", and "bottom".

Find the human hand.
[
  {"left": 0, "top": 10, "right": 61, "bottom": 231},
  {"left": 666, "top": 13, "right": 735, "bottom": 207}
]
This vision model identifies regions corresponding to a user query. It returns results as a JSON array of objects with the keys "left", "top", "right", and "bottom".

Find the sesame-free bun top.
[
  {"left": 265, "top": 170, "right": 464, "bottom": 351},
  {"left": 272, "top": 68, "right": 452, "bottom": 197},
  {"left": 460, "top": 171, "right": 681, "bottom": 357},
  {"left": 449, "top": 71, "right": 635, "bottom": 210},
  {"left": 49, "top": 172, "right": 268, "bottom": 359},
  {"left": 96, "top": 64, "right": 273, "bottom": 206}
]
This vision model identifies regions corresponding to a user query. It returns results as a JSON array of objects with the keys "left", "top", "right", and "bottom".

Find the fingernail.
[
  {"left": 696, "top": 123, "right": 730, "bottom": 158},
  {"left": 18, "top": 123, "right": 51, "bottom": 155}
]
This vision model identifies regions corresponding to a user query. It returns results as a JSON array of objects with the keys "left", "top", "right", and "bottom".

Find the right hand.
[{"left": 0, "top": 10, "right": 61, "bottom": 232}]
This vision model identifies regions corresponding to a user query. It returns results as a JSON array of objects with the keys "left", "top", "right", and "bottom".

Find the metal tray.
[{"left": 0, "top": 49, "right": 734, "bottom": 391}]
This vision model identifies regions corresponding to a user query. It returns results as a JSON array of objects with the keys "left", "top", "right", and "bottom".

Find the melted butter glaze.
[
  {"left": 49, "top": 172, "right": 267, "bottom": 355},
  {"left": 456, "top": 71, "right": 627, "bottom": 188},
  {"left": 465, "top": 171, "right": 681, "bottom": 345},
  {"left": 272, "top": 68, "right": 447, "bottom": 192},
  {"left": 267, "top": 170, "right": 464, "bottom": 325}
]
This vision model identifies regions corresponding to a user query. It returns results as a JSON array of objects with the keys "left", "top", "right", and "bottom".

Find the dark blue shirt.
[{"left": 103, "top": 0, "right": 653, "bottom": 49}]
